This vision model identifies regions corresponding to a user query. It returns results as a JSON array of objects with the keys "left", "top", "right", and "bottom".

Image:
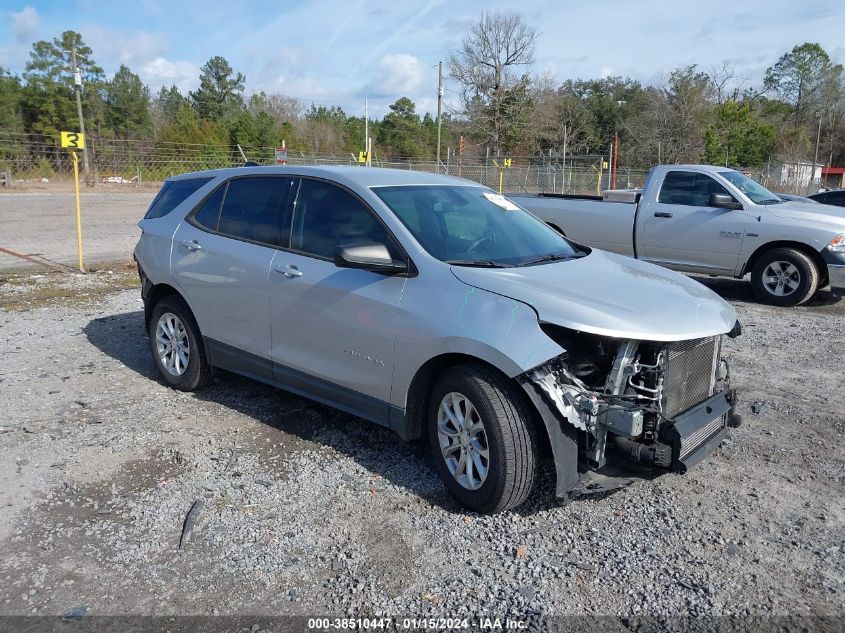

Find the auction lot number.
[{"left": 308, "top": 618, "right": 473, "bottom": 630}]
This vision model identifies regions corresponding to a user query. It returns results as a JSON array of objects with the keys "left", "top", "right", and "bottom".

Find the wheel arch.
[
  {"left": 400, "top": 352, "right": 560, "bottom": 463},
  {"left": 397, "top": 352, "right": 577, "bottom": 497},
  {"left": 144, "top": 283, "right": 188, "bottom": 330},
  {"left": 741, "top": 240, "right": 827, "bottom": 280},
  {"left": 400, "top": 353, "right": 497, "bottom": 441}
]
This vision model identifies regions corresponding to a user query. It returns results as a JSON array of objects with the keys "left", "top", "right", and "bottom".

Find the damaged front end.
[{"left": 522, "top": 323, "right": 741, "bottom": 499}]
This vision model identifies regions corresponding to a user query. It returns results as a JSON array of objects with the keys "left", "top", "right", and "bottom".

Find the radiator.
[{"left": 663, "top": 336, "right": 720, "bottom": 419}]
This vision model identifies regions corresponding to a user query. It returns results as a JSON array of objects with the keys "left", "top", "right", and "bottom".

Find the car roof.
[{"left": 167, "top": 165, "right": 481, "bottom": 190}]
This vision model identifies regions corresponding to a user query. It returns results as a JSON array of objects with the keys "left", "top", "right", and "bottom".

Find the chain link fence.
[
  {"left": 4, "top": 132, "right": 805, "bottom": 195},
  {"left": 1, "top": 133, "right": 655, "bottom": 195}
]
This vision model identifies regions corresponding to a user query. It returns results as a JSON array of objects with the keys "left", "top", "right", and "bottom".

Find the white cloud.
[
  {"left": 599, "top": 66, "right": 613, "bottom": 79},
  {"left": 10, "top": 6, "right": 39, "bottom": 43},
  {"left": 140, "top": 57, "right": 200, "bottom": 93},
  {"left": 84, "top": 27, "right": 169, "bottom": 69},
  {"left": 363, "top": 53, "right": 423, "bottom": 99}
]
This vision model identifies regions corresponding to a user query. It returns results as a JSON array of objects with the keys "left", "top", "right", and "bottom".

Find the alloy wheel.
[
  {"left": 155, "top": 312, "right": 190, "bottom": 376},
  {"left": 437, "top": 392, "right": 490, "bottom": 490},
  {"left": 762, "top": 260, "right": 801, "bottom": 297}
]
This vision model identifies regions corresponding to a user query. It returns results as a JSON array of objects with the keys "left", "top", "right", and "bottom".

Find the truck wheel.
[
  {"left": 751, "top": 247, "right": 819, "bottom": 307},
  {"left": 149, "top": 295, "right": 213, "bottom": 391},
  {"left": 428, "top": 364, "right": 538, "bottom": 514}
]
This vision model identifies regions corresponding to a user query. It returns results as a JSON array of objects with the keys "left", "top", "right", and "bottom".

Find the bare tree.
[
  {"left": 623, "top": 66, "right": 712, "bottom": 165},
  {"left": 249, "top": 91, "right": 302, "bottom": 123},
  {"left": 529, "top": 74, "right": 593, "bottom": 155},
  {"left": 707, "top": 62, "right": 740, "bottom": 105},
  {"left": 449, "top": 11, "right": 537, "bottom": 154}
]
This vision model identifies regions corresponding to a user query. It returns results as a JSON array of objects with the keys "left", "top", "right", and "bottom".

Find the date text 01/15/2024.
[{"left": 307, "top": 617, "right": 528, "bottom": 629}]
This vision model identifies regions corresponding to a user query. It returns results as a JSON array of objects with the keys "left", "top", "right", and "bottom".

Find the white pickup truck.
[{"left": 511, "top": 164, "right": 845, "bottom": 306}]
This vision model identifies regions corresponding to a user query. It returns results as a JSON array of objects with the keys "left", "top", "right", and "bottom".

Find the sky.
[{"left": 1, "top": 0, "right": 844, "bottom": 118}]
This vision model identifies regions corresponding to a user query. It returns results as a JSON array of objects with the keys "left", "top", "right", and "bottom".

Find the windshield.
[
  {"left": 373, "top": 185, "right": 582, "bottom": 267},
  {"left": 718, "top": 171, "right": 782, "bottom": 205}
]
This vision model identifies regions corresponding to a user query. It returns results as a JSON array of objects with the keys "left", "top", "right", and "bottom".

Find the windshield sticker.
[{"left": 482, "top": 192, "right": 521, "bottom": 211}]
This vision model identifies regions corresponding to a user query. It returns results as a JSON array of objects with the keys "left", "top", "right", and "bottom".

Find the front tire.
[
  {"left": 750, "top": 247, "right": 819, "bottom": 307},
  {"left": 428, "top": 364, "right": 538, "bottom": 514},
  {"left": 148, "top": 295, "right": 212, "bottom": 391}
]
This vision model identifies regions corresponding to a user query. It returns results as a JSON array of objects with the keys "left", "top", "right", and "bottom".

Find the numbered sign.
[
  {"left": 503, "top": 158, "right": 512, "bottom": 168},
  {"left": 358, "top": 151, "right": 370, "bottom": 164},
  {"left": 60, "top": 131, "right": 85, "bottom": 150}
]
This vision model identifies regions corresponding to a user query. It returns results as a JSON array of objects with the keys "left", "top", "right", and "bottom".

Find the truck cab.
[{"left": 513, "top": 165, "right": 845, "bottom": 306}]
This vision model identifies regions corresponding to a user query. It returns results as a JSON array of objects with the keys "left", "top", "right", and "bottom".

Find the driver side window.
[
  {"left": 658, "top": 171, "right": 732, "bottom": 207},
  {"left": 290, "top": 179, "right": 394, "bottom": 260}
]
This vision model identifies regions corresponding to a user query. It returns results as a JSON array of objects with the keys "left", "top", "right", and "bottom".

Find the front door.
[
  {"left": 269, "top": 178, "right": 407, "bottom": 421},
  {"left": 639, "top": 170, "right": 750, "bottom": 272}
]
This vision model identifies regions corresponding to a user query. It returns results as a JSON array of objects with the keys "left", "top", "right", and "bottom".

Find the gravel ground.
[{"left": 0, "top": 270, "right": 843, "bottom": 626}]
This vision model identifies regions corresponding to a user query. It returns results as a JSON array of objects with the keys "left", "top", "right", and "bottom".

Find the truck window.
[{"left": 657, "top": 171, "right": 731, "bottom": 207}]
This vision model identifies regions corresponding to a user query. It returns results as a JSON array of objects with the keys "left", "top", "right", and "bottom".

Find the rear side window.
[
  {"left": 291, "top": 179, "right": 394, "bottom": 259},
  {"left": 144, "top": 177, "right": 212, "bottom": 219},
  {"left": 192, "top": 186, "right": 226, "bottom": 230},
  {"left": 657, "top": 171, "right": 731, "bottom": 207},
  {"left": 216, "top": 177, "right": 293, "bottom": 246}
]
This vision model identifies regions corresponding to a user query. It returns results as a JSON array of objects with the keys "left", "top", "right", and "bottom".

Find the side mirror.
[
  {"left": 709, "top": 193, "right": 742, "bottom": 210},
  {"left": 333, "top": 243, "right": 407, "bottom": 274}
]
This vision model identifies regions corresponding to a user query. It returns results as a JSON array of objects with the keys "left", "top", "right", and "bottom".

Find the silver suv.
[{"left": 135, "top": 166, "right": 741, "bottom": 513}]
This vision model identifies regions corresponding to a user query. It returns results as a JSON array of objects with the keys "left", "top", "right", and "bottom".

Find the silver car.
[{"left": 134, "top": 166, "right": 741, "bottom": 513}]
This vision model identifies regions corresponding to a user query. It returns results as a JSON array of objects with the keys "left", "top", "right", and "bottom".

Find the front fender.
[{"left": 390, "top": 277, "right": 563, "bottom": 409}]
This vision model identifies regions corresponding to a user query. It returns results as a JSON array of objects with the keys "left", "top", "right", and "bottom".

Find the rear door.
[
  {"left": 268, "top": 178, "right": 407, "bottom": 420},
  {"left": 171, "top": 176, "right": 295, "bottom": 376},
  {"left": 639, "top": 169, "right": 750, "bottom": 272}
]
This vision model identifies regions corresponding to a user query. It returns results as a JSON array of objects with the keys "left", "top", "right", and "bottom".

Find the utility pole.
[
  {"left": 612, "top": 130, "right": 619, "bottom": 189},
  {"left": 436, "top": 61, "right": 444, "bottom": 169},
  {"left": 810, "top": 116, "right": 822, "bottom": 195},
  {"left": 70, "top": 46, "right": 91, "bottom": 186}
]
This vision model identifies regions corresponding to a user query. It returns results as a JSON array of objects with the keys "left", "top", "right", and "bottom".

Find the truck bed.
[{"left": 509, "top": 193, "right": 638, "bottom": 257}]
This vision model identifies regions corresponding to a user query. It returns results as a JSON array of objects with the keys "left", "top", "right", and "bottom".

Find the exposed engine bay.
[{"left": 528, "top": 324, "right": 739, "bottom": 475}]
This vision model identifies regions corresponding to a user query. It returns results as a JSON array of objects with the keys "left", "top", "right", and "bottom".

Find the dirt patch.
[{"left": 0, "top": 265, "right": 138, "bottom": 311}]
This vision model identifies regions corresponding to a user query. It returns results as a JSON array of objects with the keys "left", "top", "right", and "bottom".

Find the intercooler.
[{"left": 662, "top": 336, "right": 720, "bottom": 419}]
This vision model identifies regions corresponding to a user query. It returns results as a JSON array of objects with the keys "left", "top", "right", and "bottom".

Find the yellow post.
[
  {"left": 72, "top": 152, "right": 84, "bottom": 272},
  {"left": 498, "top": 168, "right": 504, "bottom": 194}
]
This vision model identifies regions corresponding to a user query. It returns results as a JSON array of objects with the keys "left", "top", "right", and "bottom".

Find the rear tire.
[
  {"left": 750, "top": 247, "right": 819, "bottom": 307},
  {"left": 428, "top": 364, "right": 538, "bottom": 514},
  {"left": 148, "top": 295, "right": 213, "bottom": 391}
]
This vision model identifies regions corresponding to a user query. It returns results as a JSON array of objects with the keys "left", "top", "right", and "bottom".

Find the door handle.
[
  {"left": 275, "top": 264, "right": 303, "bottom": 278},
  {"left": 181, "top": 239, "right": 202, "bottom": 251},
  {"left": 654, "top": 212, "right": 673, "bottom": 218}
]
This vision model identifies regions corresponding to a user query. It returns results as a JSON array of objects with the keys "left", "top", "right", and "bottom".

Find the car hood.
[
  {"left": 767, "top": 201, "right": 845, "bottom": 228},
  {"left": 449, "top": 250, "right": 736, "bottom": 342}
]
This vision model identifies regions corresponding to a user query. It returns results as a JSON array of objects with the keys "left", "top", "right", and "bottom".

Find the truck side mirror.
[{"left": 709, "top": 193, "right": 742, "bottom": 210}]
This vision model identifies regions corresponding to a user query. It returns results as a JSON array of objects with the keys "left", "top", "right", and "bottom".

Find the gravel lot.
[{"left": 0, "top": 267, "right": 843, "bottom": 626}]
